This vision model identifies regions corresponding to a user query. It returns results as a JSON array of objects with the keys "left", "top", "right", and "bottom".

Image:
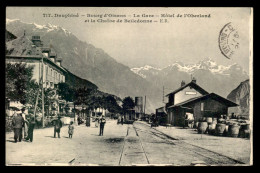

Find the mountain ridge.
[
  {"left": 131, "top": 58, "right": 248, "bottom": 78},
  {"left": 131, "top": 58, "right": 249, "bottom": 98}
]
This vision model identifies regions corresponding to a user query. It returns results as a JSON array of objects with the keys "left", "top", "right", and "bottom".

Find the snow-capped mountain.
[
  {"left": 131, "top": 65, "right": 162, "bottom": 78},
  {"left": 6, "top": 19, "right": 72, "bottom": 36},
  {"left": 132, "top": 58, "right": 248, "bottom": 77},
  {"left": 131, "top": 58, "right": 249, "bottom": 98}
]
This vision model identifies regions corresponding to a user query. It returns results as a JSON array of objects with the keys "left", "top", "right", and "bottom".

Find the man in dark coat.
[
  {"left": 26, "top": 116, "right": 35, "bottom": 142},
  {"left": 54, "top": 116, "right": 62, "bottom": 138},
  {"left": 12, "top": 112, "right": 24, "bottom": 142},
  {"left": 99, "top": 115, "right": 106, "bottom": 136}
]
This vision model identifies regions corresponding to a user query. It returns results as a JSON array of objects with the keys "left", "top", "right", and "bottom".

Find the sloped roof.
[
  {"left": 6, "top": 35, "right": 67, "bottom": 73},
  {"left": 156, "top": 106, "right": 166, "bottom": 113},
  {"left": 168, "top": 93, "right": 238, "bottom": 109},
  {"left": 6, "top": 30, "right": 17, "bottom": 42},
  {"left": 6, "top": 35, "right": 42, "bottom": 56},
  {"left": 156, "top": 106, "right": 165, "bottom": 110},
  {"left": 165, "top": 81, "right": 209, "bottom": 96}
]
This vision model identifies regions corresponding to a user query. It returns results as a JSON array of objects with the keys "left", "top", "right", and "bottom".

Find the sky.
[{"left": 6, "top": 7, "right": 252, "bottom": 72}]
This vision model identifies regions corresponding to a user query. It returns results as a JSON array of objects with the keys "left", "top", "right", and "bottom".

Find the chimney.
[
  {"left": 181, "top": 80, "right": 186, "bottom": 87},
  {"left": 56, "top": 58, "right": 62, "bottom": 66},
  {"left": 32, "top": 36, "right": 43, "bottom": 47},
  {"left": 192, "top": 77, "right": 196, "bottom": 83},
  {"left": 50, "top": 52, "right": 56, "bottom": 62}
]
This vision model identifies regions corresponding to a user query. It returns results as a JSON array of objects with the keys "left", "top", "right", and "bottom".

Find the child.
[{"left": 68, "top": 121, "right": 74, "bottom": 138}]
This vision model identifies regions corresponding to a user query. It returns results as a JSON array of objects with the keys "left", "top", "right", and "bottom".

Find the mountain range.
[
  {"left": 131, "top": 58, "right": 249, "bottom": 99},
  {"left": 6, "top": 19, "right": 249, "bottom": 113}
]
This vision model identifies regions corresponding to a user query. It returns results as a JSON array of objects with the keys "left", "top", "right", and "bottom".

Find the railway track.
[
  {"left": 68, "top": 122, "right": 245, "bottom": 166},
  {"left": 118, "top": 124, "right": 150, "bottom": 165},
  {"left": 133, "top": 122, "right": 245, "bottom": 165}
]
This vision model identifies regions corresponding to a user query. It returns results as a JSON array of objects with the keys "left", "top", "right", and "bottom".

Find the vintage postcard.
[{"left": 5, "top": 7, "right": 253, "bottom": 166}]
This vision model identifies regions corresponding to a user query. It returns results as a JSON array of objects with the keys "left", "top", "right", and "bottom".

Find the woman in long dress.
[{"left": 95, "top": 117, "right": 99, "bottom": 127}]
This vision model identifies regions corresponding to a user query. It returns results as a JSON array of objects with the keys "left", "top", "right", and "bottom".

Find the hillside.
[
  {"left": 227, "top": 79, "right": 250, "bottom": 118},
  {"left": 65, "top": 69, "right": 98, "bottom": 90}
]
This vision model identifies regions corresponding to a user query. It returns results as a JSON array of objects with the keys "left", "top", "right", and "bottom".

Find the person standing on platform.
[
  {"left": 121, "top": 116, "right": 124, "bottom": 125},
  {"left": 26, "top": 116, "right": 35, "bottom": 142},
  {"left": 21, "top": 108, "right": 28, "bottom": 139},
  {"left": 54, "top": 116, "right": 63, "bottom": 138},
  {"left": 99, "top": 115, "right": 106, "bottom": 136},
  {"left": 12, "top": 112, "right": 24, "bottom": 142},
  {"left": 68, "top": 121, "right": 74, "bottom": 138},
  {"left": 95, "top": 117, "right": 99, "bottom": 128}
]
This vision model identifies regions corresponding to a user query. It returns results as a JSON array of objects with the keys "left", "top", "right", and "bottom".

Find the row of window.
[{"left": 45, "top": 65, "right": 64, "bottom": 83}]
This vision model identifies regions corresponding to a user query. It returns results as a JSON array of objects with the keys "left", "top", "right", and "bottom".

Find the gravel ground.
[
  {"left": 6, "top": 119, "right": 128, "bottom": 166},
  {"left": 139, "top": 121, "right": 252, "bottom": 165}
]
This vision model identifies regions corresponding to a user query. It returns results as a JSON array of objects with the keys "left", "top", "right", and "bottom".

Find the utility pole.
[
  {"left": 42, "top": 56, "right": 45, "bottom": 128},
  {"left": 144, "top": 96, "right": 146, "bottom": 116},
  {"left": 33, "top": 78, "right": 41, "bottom": 123},
  {"left": 163, "top": 86, "right": 164, "bottom": 103}
]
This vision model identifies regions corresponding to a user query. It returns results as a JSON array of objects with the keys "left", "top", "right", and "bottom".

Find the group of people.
[
  {"left": 54, "top": 114, "right": 107, "bottom": 138},
  {"left": 52, "top": 116, "right": 75, "bottom": 139},
  {"left": 11, "top": 109, "right": 72, "bottom": 142},
  {"left": 11, "top": 108, "right": 35, "bottom": 143},
  {"left": 11, "top": 109, "right": 108, "bottom": 143}
]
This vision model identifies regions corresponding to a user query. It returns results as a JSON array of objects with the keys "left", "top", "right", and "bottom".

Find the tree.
[
  {"left": 122, "top": 96, "right": 135, "bottom": 113},
  {"left": 105, "top": 95, "right": 122, "bottom": 114},
  {"left": 57, "top": 82, "right": 77, "bottom": 118},
  {"left": 6, "top": 63, "right": 35, "bottom": 104},
  {"left": 58, "top": 83, "right": 96, "bottom": 119},
  {"left": 57, "top": 83, "right": 74, "bottom": 102},
  {"left": 24, "top": 79, "right": 40, "bottom": 110}
]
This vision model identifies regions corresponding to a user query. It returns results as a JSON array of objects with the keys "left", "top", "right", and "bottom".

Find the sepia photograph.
[{"left": 5, "top": 7, "right": 253, "bottom": 166}]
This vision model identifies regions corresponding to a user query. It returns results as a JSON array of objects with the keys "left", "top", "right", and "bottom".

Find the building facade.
[
  {"left": 6, "top": 35, "right": 66, "bottom": 89},
  {"left": 6, "top": 34, "right": 67, "bottom": 116},
  {"left": 165, "top": 79, "right": 238, "bottom": 126}
]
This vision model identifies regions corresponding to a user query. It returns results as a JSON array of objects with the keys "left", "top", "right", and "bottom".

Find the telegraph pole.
[
  {"left": 42, "top": 56, "right": 45, "bottom": 128},
  {"left": 163, "top": 86, "right": 164, "bottom": 103},
  {"left": 33, "top": 78, "right": 41, "bottom": 123},
  {"left": 144, "top": 96, "right": 146, "bottom": 116}
]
